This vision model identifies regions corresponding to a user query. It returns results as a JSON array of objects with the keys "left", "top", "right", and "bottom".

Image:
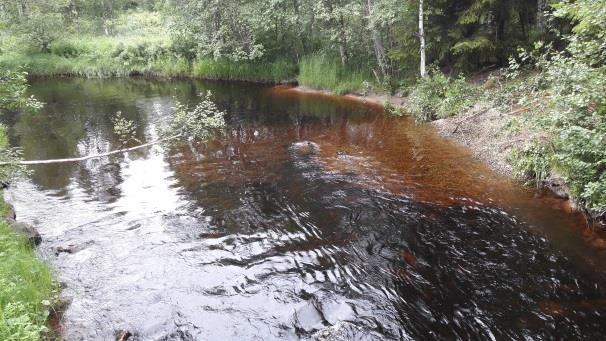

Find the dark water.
[{"left": 5, "top": 78, "right": 606, "bottom": 340}]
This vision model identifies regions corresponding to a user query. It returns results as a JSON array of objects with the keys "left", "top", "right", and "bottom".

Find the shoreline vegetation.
[{"left": 0, "top": 196, "right": 58, "bottom": 340}]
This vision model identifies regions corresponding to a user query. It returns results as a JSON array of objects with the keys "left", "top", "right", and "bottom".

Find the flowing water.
[{"left": 4, "top": 78, "right": 606, "bottom": 340}]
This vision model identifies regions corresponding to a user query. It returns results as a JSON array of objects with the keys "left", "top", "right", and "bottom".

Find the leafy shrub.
[
  {"left": 511, "top": 140, "right": 553, "bottom": 186},
  {"left": 165, "top": 91, "right": 226, "bottom": 142},
  {"left": 408, "top": 70, "right": 477, "bottom": 121},
  {"left": 112, "top": 41, "right": 169, "bottom": 66},
  {"left": 0, "top": 70, "right": 42, "bottom": 112}
]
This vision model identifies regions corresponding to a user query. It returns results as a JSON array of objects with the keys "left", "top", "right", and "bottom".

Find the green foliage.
[
  {"left": 510, "top": 0, "right": 606, "bottom": 213},
  {"left": 0, "top": 0, "right": 560, "bottom": 82},
  {"left": 408, "top": 71, "right": 477, "bottom": 121},
  {"left": 0, "top": 69, "right": 36, "bottom": 183},
  {"left": 0, "top": 126, "right": 29, "bottom": 183},
  {"left": 511, "top": 140, "right": 553, "bottom": 186},
  {"left": 111, "top": 111, "right": 140, "bottom": 145},
  {"left": 165, "top": 91, "right": 226, "bottom": 142},
  {"left": 0, "top": 34, "right": 186, "bottom": 78},
  {"left": 298, "top": 54, "right": 371, "bottom": 95},
  {"left": 0, "top": 70, "right": 42, "bottom": 112},
  {"left": 0, "top": 199, "right": 57, "bottom": 341}
]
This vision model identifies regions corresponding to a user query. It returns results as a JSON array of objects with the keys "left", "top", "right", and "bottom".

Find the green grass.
[
  {"left": 0, "top": 34, "right": 298, "bottom": 82},
  {"left": 3, "top": 35, "right": 377, "bottom": 92},
  {"left": 298, "top": 54, "right": 372, "bottom": 95},
  {"left": 0, "top": 197, "right": 57, "bottom": 340},
  {"left": 0, "top": 34, "right": 188, "bottom": 78},
  {"left": 192, "top": 58, "right": 297, "bottom": 82}
]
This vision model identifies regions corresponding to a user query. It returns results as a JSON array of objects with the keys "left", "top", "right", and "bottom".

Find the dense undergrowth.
[
  {"left": 401, "top": 0, "right": 606, "bottom": 217},
  {"left": 0, "top": 8, "right": 369, "bottom": 91}
]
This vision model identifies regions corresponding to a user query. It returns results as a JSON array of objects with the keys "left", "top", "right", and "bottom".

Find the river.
[{"left": 4, "top": 78, "right": 606, "bottom": 340}]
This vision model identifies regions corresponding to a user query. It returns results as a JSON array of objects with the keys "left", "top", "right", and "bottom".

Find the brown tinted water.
[{"left": 4, "top": 78, "right": 606, "bottom": 340}]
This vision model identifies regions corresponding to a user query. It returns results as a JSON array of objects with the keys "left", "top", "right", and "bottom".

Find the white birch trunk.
[{"left": 419, "top": 0, "right": 427, "bottom": 78}]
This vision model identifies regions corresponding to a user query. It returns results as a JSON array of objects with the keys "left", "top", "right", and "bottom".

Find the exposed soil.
[
  {"left": 431, "top": 105, "right": 520, "bottom": 177},
  {"left": 281, "top": 85, "right": 407, "bottom": 108}
]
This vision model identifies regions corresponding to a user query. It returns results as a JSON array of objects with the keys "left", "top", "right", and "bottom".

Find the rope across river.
[{"left": 0, "top": 136, "right": 179, "bottom": 166}]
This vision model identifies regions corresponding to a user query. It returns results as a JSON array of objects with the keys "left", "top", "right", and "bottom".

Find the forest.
[
  {"left": 0, "top": 0, "right": 558, "bottom": 85},
  {"left": 0, "top": 0, "right": 606, "bottom": 340}
]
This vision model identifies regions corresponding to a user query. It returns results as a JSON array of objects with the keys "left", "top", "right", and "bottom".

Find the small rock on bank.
[
  {"left": 4, "top": 203, "right": 42, "bottom": 245},
  {"left": 10, "top": 221, "right": 42, "bottom": 245}
]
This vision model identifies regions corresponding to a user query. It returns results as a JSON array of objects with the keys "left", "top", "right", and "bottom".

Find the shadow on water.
[{"left": 3, "top": 78, "right": 606, "bottom": 340}]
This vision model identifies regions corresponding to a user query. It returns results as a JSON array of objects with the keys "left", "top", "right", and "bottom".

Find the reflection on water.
[{"left": 4, "top": 78, "right": 606, "bottom": 340}]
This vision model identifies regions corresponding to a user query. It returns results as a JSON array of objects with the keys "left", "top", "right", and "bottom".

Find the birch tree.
[{"left": 418, "top": 0, "right": 426, "bottom": 77}]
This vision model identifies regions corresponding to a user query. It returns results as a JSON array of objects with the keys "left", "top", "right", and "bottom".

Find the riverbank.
[
  {"left": 0, "top": 52, "right": 298, "bottom": 84},
  {"left": 279, "top": 83, "right": 605, "bottom": 228},
  {"left": 430, "top": 106, "right": 578, "bottom": 205},
  {"left": 279, "top": 85, "right": 518, "bottom": 178},
  {"left": 0, "top": 195, "right": 57, "bottom": 340}
]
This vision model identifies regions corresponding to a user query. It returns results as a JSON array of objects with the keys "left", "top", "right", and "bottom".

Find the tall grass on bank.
[
  {"left": 0, "top": 35, "right": 297, "bottom": 82},
  {"left": 0, "top": 53, "right": 193, "bottom": 79},
  {"left": 298, "top": 54, "right": 371, "bottom": 95},
  {"left": 0, "top": 198, "right": 57, "bottom": 340},
  {"left": 192, "top": 58, "right": 297, "bottom": 82}
]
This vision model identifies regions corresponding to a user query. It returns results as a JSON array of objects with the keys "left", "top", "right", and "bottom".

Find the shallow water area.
[{"left": 4, "top": 78, "right": 606, "bottom": 340}]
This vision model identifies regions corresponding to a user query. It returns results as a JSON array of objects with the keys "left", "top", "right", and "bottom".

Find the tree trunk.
[
  {"left": 366, "top": 0, "right": 387, "bottom": 80},
  {"left": 419, "top": 0, "right": 426, "bottom": 78},
  {"left": 338, "top": 14, "right": 348, "bottom": 66},
  {"left": 537, "top": 0, "right": 547, "bottom": 30}
]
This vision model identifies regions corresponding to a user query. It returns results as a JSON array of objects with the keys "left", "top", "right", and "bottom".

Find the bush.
[
  {"left": 511, "top": 140, "right": 553, "bottom": 186},
  {"left": 165, "top": 91, "right": 226, "bottom": 141},
  {"left": 0, "top": 70, "right": 42, "bottom": 112},
  {"left": 510, "top": 0, "right": 606, "bottom": 214},
  {"left": 408, "top": 70, "right": 477, "bottom": 121}
]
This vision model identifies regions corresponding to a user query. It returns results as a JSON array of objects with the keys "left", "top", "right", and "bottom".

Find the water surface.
[{"left": 5, "top": 78, "right": 606, "bottom": 340}]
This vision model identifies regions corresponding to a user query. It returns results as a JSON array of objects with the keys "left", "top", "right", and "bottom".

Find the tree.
[
  {"left": 418, "top": 0, "right": 426, "bottom": 77},
  {"left": 0, "top": 0, "right": 69, "bottom": 51}
]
